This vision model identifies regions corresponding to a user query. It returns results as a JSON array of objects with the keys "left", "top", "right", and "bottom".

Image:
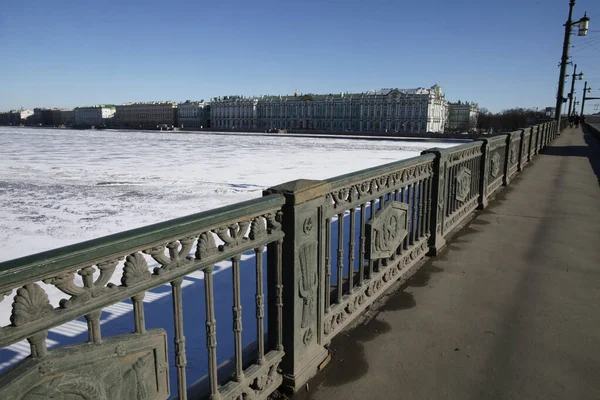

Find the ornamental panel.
[
  {"left": 366, "top": 201, "right": 409, "bottom": 260},
  {"left": 0, "top": 329, "right": 169, "bottom": 400},
  {"left": 490, "top": 152, "right": 501, "bottom": 179},
  {"left": 456, "top": 167, "right": 472, "bottom": 202}
]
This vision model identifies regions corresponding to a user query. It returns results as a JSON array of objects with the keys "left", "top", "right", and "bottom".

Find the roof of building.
[{"left": 213, "top": 86, "right": 444, "bottom": 103}]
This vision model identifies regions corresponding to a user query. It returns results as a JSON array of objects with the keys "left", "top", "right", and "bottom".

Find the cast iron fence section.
[
  {"left": 506, "top": 131, "right": 522, "bottom": 180},
  {"left": 0, "top": 121, "right": 561, "bottom": 399},
  {"left": 0, "top": 195, "right": 286, "bottom": 400},
  {"left": 438, "top": 142, "right": 484, "bottom": 236},
  {"left": 321, "top": 155, "right": 435, "bottom": 339},
  {"left": 521, "top": 128, "right": 532, "bottom": 169},
  {"left": 484, "top": 135, "right": 508, "bottom": 197}
]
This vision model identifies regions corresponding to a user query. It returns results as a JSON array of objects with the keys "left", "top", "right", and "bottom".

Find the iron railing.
[{"left": 0, "top": 121, "right": 560, "bottom": 399}]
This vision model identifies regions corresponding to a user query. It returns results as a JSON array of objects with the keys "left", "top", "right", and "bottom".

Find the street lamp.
[
  {"left": 581, "top": 81, "right": 599, "bottom": 116},
  {"left": 566, "top": 63, "right": 584, "bottom": 118},
  {"left": 555, "top": 1, "right": 590, "bottom": 131}
]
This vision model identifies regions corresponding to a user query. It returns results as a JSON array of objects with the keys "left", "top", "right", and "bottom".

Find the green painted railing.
[{"left": 0, "top": 121, "right": 560, "bottom": 399}]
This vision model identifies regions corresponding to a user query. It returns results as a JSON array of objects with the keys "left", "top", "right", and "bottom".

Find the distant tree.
[{"left": 476, "top": 107, "right": 541, "bottom": 132}]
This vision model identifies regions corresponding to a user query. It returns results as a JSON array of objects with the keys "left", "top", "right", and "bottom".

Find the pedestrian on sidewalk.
[
  {"left": 569, "top": 114, "right": 575, "bottom": 128},
  {"left": 574, "top": 114, "right": 580, "bottom": 128}
]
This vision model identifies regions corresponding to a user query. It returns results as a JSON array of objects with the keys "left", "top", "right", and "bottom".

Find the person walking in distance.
[
  {"left": 568, "top": 114, "right": 575, "bottom": 128},
  {"left": 574, "top": 114, "right": 581, "bottom": 128}
]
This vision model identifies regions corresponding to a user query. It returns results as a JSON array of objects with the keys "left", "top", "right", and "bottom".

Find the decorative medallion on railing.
[
  {"left": 366, "top": 201, "right": 409, "bottom": 260},
  {"left": 490, "top": 152, "right": 501, "bottom": 179},
  {"left": 455, "top": 167, "right": 472, "bottom": 202}
]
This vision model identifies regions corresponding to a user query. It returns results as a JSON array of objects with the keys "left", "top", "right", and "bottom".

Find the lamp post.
[
  {"left": 566, "top": 64, "right": 584, "bottom": 118},
  {"left": 555, "top": 1, "right": 590, "bottom": 131},
  {"left": 581, "top": 82, "right": 599, "bottom": 115}
]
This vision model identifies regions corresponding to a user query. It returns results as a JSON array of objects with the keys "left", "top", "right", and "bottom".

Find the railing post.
[
  {"left": 542, "top": 124, "right": 548, "bottom": 148},
  {"left": 533, "top": 125, "right": 540, "bottom": 156},
  {"left": 503, "top": 133, "right": 513, "bottom": 186},
  {"left": 421, "top": 148, "right": 447, "bottom": 255},
  {"left": 264, "top": 179, "right": 331, "bottom": 393},
  {"left": 527, "top": 125, "right": 539, "bottom": 162},
  {"left": 478, "top": 139, "right": 490, "bottom": 209},
  {"left": 517, "top": 129, "right": 526, "bottom": 172}
]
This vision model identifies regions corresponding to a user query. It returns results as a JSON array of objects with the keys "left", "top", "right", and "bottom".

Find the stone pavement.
[{"left": 297, "top": 126, "right": 600, "bottom": 400}]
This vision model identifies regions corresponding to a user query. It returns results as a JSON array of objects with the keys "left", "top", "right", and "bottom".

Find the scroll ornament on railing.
[
  {"left": 449, "top": 146, "right": 479, "bottom": 163},
  {"left": 325, "top": 162, "right": 433, "bottom": 211},
  {"left": 144, "top": 237, "right": 195, "bottom": 275},
  {"left": 42, "top": 258, "right": 121, "bottom": 309}
]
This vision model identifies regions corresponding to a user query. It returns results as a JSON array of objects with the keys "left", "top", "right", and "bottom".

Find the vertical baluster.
[
  {"left": 325, "top": 217, "right": 332, "bottom": 312},
  {"left": 401, "top": 187, "right": 408, "bottom": 251},
  {"left": 85, "top": 310, "right": 102, "bottom": 343},
  {"left": 426, "top": 176, "right": 432, "bottom": 236},
  {"left": 472, "top": 156, "right": 476, "bottom": 200},
  {"left": 231, "top": 256, "right": 244, "bottom": 382},
  {"left": 379, "top": 195, "right": 384, "bottom": 210},
  {"left": 203, "top": 266, "right": 220, "bottom": 398},
  {"left": 368, "top": 200, "right": 375, "bottom": 278},
  {"left": 171, "top": 278, "right": 187, "bottom": 399},
  {"left": 275, "top": 238, "right": 284, "bottom": 352},
  {"left": 473, "top": 156, "right": 479, "bottom": 202},
  {"left": 79, "top": 267, "right": 103, "bottom": 343},
  {"left": 450, "top": 165, "right": 456, "bottom": 215},
  {"left": 358, "top": 203, "right": 366, "bottom": 286},
  {"left": 27, "top": 332, "right": 48, "bottom": 358},
  {"left": 348, "top": 207, "right": 356, "bottom": 293},
  {"left": 255, "top": 246, "right": 266, "bottom": 364},
  {"left": 337, "top": 212, "right": 344, "bottom": 303},
  {"left": 472, "top": 156, "right": 477, "bottom": 201},
  {"left": 418, "top": 180, "right": 425, "bottom": 238},
  {"left": 454, "top": 164, "right": 460, "bottom": 212},
  {"left": 132, "top": 293, "right": 146, "bottom": 334},
  {"left": 411, "top": 183, "right": 418, "bottom": 245}
]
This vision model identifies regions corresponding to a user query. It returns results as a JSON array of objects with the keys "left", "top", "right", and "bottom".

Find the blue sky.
[{"left": 1, "top": 0, "right": 599, "bottom": 113}]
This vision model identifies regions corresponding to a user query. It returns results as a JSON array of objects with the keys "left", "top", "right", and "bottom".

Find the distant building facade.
[
  {"left": 60, "top": 110, "right": 74, "bottom": 126},
  {"left": 211, "top": 97, "right": 259, "bottom": 130},
  {"left": 211, "top": 85, "right": 447, "bottom": 133},
  {"left": 114, "top": 102, "right": 177, "bottom": 128},
  {"left": 0, "top": 109, "right": 33, "bottom": 125},
  {"left": 75, "top": 105, "right": 116, "bottom": 126},
  {"left": 177, "top": 101, "right": 211, "bottom": 128},
  {"left": 446, "top": 101, "right": 479, "bottom": 132}
]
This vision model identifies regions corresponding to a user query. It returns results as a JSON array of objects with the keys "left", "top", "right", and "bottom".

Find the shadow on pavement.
[{"left": 541, "top": 127, "right": 600, "bottom": 185}]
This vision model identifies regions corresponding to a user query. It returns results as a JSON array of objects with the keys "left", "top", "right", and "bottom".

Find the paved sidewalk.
[{"left": 299, "top": 127, "right": 600, "bottom": 400}]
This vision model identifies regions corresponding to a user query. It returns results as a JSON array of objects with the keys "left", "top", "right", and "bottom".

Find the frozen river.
[{"left": 0, "top": 127, "right": 456, "bottom": 262}]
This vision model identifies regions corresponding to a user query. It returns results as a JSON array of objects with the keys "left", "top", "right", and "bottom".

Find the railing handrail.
[
  {"left": 426, "top": 139, "right": 483, "bottom": 156},
  {"left": 0, "top": 194, "right": 285, "bottom": 291},
  {"left": 324, "top": 153, "right": 436, "bottom": 190}
]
